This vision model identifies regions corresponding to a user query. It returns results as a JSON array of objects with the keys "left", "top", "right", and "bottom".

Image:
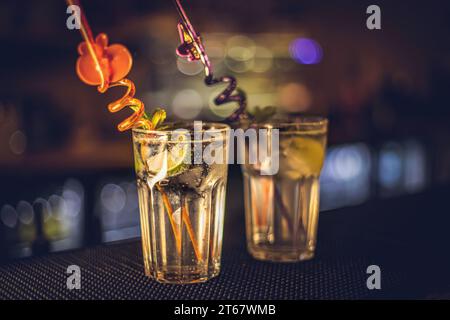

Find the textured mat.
[
  {"left": 0, "top": 240, "right": 403, "bottom": 300},
  {"left": 1, "top": 187, "right": 449, "bottom": 300}
]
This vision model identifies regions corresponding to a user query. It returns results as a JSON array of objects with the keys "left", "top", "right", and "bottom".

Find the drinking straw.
[
  {"left": 182, "top": 197, "right": 203, "bottom": 261},
  {"left": 66, "top": 0, "right": 152, "bottom": 131},
  {"left": 156, "top": 184, "right": 182, "bottom": 254},
  {"left": 174, "top": 0, "right": 249, "bottom": 122},
  {"left": 66, "top": 0, "right": 201, "bottom": 260},
  {"left": 174, "top": 2, "right": 299, "bottom": 240}
]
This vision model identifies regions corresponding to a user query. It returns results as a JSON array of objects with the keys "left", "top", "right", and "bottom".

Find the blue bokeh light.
[{"left": 289, "top": 38, "right": 323, "bottom": 64}]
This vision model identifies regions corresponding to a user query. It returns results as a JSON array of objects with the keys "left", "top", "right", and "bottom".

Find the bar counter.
[{"left": 1, "top": 186, "right": 449, "bottom": 300}]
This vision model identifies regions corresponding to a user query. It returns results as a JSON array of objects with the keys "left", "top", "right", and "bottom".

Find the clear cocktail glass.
[
  {"left": 241, "top": 117, "right": 328, "bottom": 262},
  {"left": 133, "top": 122, "right": 230, "bottom": 283}
]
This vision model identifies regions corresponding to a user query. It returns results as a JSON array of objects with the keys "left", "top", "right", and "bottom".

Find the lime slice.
[
  {"left": 280, "top": 136, "right": 325, "bottom": 179},
  {"left": 141, "top": 133, "right": 190, "bottom": 177},
  {"left": 166, "top": 134, "right": 190, "bottom": 176}
]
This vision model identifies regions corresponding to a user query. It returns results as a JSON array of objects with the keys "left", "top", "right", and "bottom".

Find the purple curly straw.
[{"left": 174, "top": 0, "right": 248, "bottom": 122}]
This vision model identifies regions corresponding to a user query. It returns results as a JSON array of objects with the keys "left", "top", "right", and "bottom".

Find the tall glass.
[
  {"left": 133, "top": 122, "right": 230, "bottom": 283},
  {"left": 241, "top": 118, "right": 328, "bottom": 262}
]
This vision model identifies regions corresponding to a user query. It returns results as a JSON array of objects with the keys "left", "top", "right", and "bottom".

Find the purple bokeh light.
[{"left": 289, "top": 38, "right": 323, "bottom": 64}]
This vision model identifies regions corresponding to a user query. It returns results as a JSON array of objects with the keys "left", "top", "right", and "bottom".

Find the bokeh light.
[
  {"left": 100, "top": 184, "right": 126, "bottom": 214},
  {"left": 252, "top": 46, "right": 274, "bottom": 73},
  {"left": 225, "top": 35, "right": 255, "bottom": 73},
  {"left": 332, "top": 145, "right": 366, "bottom": 181},
  {"left": 172, "top": 89, "right": 203, "bottom": 119},
  {"left": 404, "top": 140, "right": 427, "bottom": 192},
  {"left": 278, "top": 82, "right": 312, "bottom": 113},
  {"left": 379, "top": 143, "right": 403, "bottom": 189},
  {"left": 176, "top": 57, "right": 204, "bottom": 76},
  {"left": 289, "top": 38, "right": 323, "bottom": 65},
  {"left": 62, "top": 179, "right": 84, "bottom": 217},
  {"left": 1, "top": 204, "right": 18, "bottom": 228},
  {"left": 48, "top": 195, "right": 67, "bottom": 219},
  {"left": 226, "top": 35, "right": 255, "bottom": 60},
  {"left": 320, "top": 143, "right": 372, "bottom": 210},
  {"left": 202, "top": 38, "right": 226, "bottom": 64},
  {"left": 17, "top": 201, "right": 34, "bottom": 225}
]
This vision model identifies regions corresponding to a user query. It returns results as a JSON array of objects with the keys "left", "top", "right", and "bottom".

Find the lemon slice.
[{"left": 280, "top": 136, "right": 325, "bottom": 179}]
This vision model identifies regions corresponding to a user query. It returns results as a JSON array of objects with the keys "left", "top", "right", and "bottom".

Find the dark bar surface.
[{"left": 1, "top": 186, "right": 450, "bottom": 300}]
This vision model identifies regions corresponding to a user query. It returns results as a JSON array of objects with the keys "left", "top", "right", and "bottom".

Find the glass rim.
[
  {"left": 243, "top": 116, "right": 328, "bottom": 134},
  {"left": 132, "top": 122, "right": 230, "bottom": 135},
  {"left": 132, "top": 122, "right": 230, "bottom": 143}
]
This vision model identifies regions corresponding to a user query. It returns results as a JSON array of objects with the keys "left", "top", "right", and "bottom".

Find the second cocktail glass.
[
  {"left": 241, "top": 117, "right": 328, "bottom": 262},
  {"left": 133, "top": 122, "right": 230, "bottom": 283}
]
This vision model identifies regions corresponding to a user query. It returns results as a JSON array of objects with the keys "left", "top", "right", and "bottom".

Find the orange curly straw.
[
  {"left": 66, "top": 1, "right": 203, "bottom": 260},
  {"left": 66, "top": 0, "right": 152, "bottom": 131}
]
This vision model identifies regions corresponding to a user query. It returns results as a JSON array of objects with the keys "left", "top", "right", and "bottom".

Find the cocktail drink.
[
  {"left": 133, "top": 123, "right": 230, "bottom": 283},
  {"left": 241, "top": 118, "right": 328, "bottom": 262},
  {"left": 67, "top": 0, "right": 236, "bottom": 283}
]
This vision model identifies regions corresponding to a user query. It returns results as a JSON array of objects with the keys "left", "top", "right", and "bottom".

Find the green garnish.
[
  {"left": 251, "top": 106, "right": 277, "bottom": 122},
  {"left": 149, "top": 108, "right": 167, "bottom": 129},
  {"left": 130, "top": 106, "right": 167, "bottom": 130}
]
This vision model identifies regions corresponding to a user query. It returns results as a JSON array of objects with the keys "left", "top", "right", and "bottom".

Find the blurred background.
[{"left": 1, "top": 0, "right": 450, "bottom": 262}]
